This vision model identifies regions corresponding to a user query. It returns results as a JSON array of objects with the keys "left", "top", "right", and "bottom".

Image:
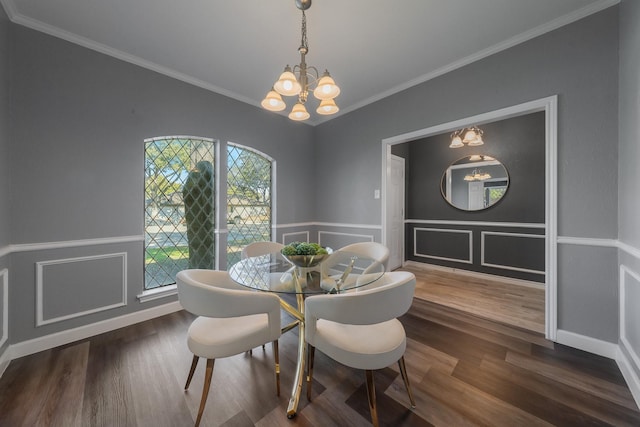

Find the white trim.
[
  {"left": 318, "top": 231, "right": 374, "bottom": 248},
  {"left": 555, "top": 329, "right": 618, "bottom": 359},
  {"left": 618, "top": 241, "right": 640, "bottom": 259},
  {"left": 619, "top": 264, "right": 640, "bottom": 406},
  {"left": 274, "top": 222, "right": 316, "bottom": 229},
  {"left": 0, "top": 345, "right": 10, "bottom": 378},
  {"left": 10, "top": 301, "right": 183, "bottom": 359},
  {"left": 413, "top": 227, "right": 473, "bottom": 264},
  {"left": 314, "top": 222, "right": 382, "bottom": 230},
  {"left": 0, "top": 245, "right": 9, "bottom": 258},
  {"left": 557, "top": 236, "right": 618, "bottom": 248},
  {"left": 0, "top": 269, "right": 7, "bottom": 349},
  {"left": 137, "top": 284, "right": 177, "bottom": 303},
  {"left": 9, "top": 235, "right": 143, "bottom": 253},
  {"left": 481, "top": 231, "right": 545, "bottom": 275},
  {"left": 406, "top": 219, "right": 545, "bottom": 229},
  {"left": 618, "top": 341, "right": 640, "bottom": 410},
  {"left": 36, "top": 253, "right": 127, "bottom": 327}
]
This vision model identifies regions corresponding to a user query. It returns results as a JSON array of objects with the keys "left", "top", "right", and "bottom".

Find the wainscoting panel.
[
  {"left": 413, "top": 227, "right": 472, "bottom": 263},
  {"left": 282, "top": 231, "right": 309, "bottom": 245},
  {"left": 620, "top": 265, "right": 640, "bottom": 372},
  {"left": 36, "top": 253, "right": 127, "bottom": 326},
  {"left": 406, "top": 221, "right": 545, "bottom": 282},
  {"left": 481, "top": 231, "right": 545, "bottom": 274},
  {"left": 318, "top": 230, "right": 374, "bottom": 251}
]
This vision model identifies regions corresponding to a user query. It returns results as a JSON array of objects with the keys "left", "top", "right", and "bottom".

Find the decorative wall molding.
[
  {"left": 413, "top": 227, "right": 473, "bottom": 264},
  {"left": 619, "top": 265, "right": 640, "bottom": 405},
  {"left": 276, "top": 222, "right": 381, "bottom": 230},
  {"left": 137, "top": 284, "right": 177, "bottom": 303},
  {"left": 282, "top": 231, "right": 309, "bottom": 244},
  {"left": 36, "top": 253, "right": 127, "bottom": 327},
  {"left": 481, "top": 231, "right": 545, "bottom": 275},
  {"left": 10, "top": 301, "right": 182, "bottom": 360},
  {"left": 9, "top": 235, "right": 143, "bottom": 254},
  {"left": 0, "top": 245, "right": 9, "bottom": 258},
  {"left": 406, "top": 219, "right": 545, "bottom": 229},
  {"left": 557, "top": 236, "right": 618, "bottom": 248},
  {"left": 619, "top": 241, "right": 640, "bottom": 260},
  {"left": 274, "top": 222, "right": 315, "bottom": 229},
  {"left": 0, "top": 269, "right": 7, "bottom": 349}
]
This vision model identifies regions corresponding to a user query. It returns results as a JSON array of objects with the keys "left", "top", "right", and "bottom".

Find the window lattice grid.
[
  {"left": 144, "top": 137, "right": 215, "bottom": 289},
  {"left": 226, "top": 144, "right": 273, "bottom": 266}
]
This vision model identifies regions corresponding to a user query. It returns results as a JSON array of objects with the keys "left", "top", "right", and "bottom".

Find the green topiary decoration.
[{"left": 183, "top": 160, "right": 215, "bottom": 269}]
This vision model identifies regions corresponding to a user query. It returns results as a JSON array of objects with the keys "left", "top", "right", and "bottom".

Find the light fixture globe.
[
  {"left": 274, "top": 66, "right": 302, "bottom": 96},
  {"left": 261, "top": 89, "right": 286, "bottom": 111},
  {"left": 462, "top": 129, "right": 477, "bottom": 143},
  {"left": 467, "top": 134, "right": 484, "bottom": 146},
  {"left": 313, "top": 71, "right": 340, "bottom": 100},
  {"left": 316, "top": 98, "right": 339, "bottom": 115},
  {"left": 449, "top": 135, "right": 464, "bottom": 148},
  {"left": 289, "top": 102, "right": 310, "bottom": 121}
]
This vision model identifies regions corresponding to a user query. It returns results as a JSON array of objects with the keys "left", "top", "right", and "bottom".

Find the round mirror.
[{"left": 441, "top": 155, "right": 509, "bottom": 211}]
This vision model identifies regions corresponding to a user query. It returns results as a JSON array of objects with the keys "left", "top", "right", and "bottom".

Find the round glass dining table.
[{"left": 228, "top": 250, "right": 385, "bottom": 418}]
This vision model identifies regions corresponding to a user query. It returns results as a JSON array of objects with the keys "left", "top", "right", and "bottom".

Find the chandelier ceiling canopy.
[{"left": 261, "top": 0, "right": 341, "bottom": 121}]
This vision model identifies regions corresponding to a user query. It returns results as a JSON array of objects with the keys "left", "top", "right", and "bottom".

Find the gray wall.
[
  {"left": 4, "top": 22, "right": 316, "bottom": 344},
  {"left": 0, "top": 5, "right": 11, "bottom": 356},
  {"left": 315, "top": 7, "right": 620, "bottom": 342},
  {"left": 618, "top": 0, "right": 640, "bottom": 385}
]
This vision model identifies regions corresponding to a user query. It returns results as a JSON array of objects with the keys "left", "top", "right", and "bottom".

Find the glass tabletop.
[{"left": 228, "top": 250, "right": 385, "bottom": 295}]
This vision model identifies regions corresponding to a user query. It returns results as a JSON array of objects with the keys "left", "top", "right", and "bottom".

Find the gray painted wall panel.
[
  {"left": 0, "top": 6, "right": 10, "bottom": 249},
  {"left": 558, "top": 244, "right": 618, "bottom": 342}
]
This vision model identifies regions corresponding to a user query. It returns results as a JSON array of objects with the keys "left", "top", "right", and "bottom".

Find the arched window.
[
  {"left": 144, "top": 136, "right": 216, "bottom": 289},
  {"left": 226, "top": 143, "right": 274, "bottom": 266}
]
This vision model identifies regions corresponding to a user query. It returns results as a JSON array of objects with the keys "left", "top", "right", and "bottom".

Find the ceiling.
[{"left": 1, "top": 0, "right": 618, "bottom": 125}]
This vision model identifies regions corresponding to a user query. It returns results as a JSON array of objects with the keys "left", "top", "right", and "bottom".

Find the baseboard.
[
  {"left": 9, "top": 301, "right": 183, "bottom": 360},
  {"left": 555, "top": 329, "right": 618, "bottom": 359},
  {"left": 617, "top": 340, "right": 640, "bottom": 409},
  {"left": 403, "top": 260, "right": 545, "bottom": 289},
  {"left": 0, "top": 346, "right": 10, "bottom": 378}
]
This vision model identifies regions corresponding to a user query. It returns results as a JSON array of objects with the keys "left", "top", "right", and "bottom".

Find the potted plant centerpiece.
[{"left": 281, "top": 242, "right": 331, "bottom": 268}]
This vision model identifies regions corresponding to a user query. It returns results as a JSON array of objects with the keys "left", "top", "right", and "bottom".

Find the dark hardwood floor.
[{"left": 1, "top": 286, "right": 638, "bottom": 426}]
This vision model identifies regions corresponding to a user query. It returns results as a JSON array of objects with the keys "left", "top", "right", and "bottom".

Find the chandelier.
[
  {"left": 449, "top": 126, "right": 484, "bottom": 148},
  {"left": 261, "top": 0, "right": 340, "bottom": 121},
  {"left": 464, "top": 168, "right": 492, "bottom": 181}
]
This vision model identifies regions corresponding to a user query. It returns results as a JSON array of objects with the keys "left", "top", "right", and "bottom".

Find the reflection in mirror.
[{"left": 441, "top": 155, "right": 509, "bottom": 211}]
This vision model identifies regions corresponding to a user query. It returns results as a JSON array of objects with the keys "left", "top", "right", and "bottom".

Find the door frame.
[
  {"left": 385, "top": 154, "right": 405, "bottom": 271},
  {"left": 380, "top": 95, "right": 558, "bottom": 340}
]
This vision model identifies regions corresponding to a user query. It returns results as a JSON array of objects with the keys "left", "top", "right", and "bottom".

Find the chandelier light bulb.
[
  {"left": 313, "top": 71, "right": 340, "bottom": 100},
  {"left": 274, "top": 67, "right": 302, "bottom": 96},
  {"left": 288, "top": 102, "right": 310, "bottom": 121},
  {"left": 316, "top": 98, "right": 339, "bottom": 115},
  {"left": 261, "top": 89, "right": 286, "bottom": 111}
]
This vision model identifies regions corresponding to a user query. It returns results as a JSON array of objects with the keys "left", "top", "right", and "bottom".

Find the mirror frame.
[{"left": 441, "top": 155, "right": 510, "bottom": 211}]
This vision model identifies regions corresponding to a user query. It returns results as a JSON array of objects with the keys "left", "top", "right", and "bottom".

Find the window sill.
[{"left": 137, "top": 284, "right": 178, "bottom": 303}]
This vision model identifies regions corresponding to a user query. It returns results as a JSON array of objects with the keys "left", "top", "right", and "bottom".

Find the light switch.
[{"left": 374, "top": 189, "right": 380, "bottom": 199}]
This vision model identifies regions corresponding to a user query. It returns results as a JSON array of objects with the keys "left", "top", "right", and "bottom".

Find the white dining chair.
[
  {"left": 337, "top": 241, "right": 390, "bottom": 271},
  {"left": 241, "top": 241, "right": 285, "bottom": 259},
  {"left": 304, "top": 270, "right": 417, "bottom": 427},
  {"left": 176, "top": 269, "right": 282, "bottom": 427}
]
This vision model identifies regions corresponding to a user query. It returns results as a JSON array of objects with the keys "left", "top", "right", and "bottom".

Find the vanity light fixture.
[
  {"left": 261, "top": 0, "right": 340, "bottom": 121},
  {"left": 464, "top": 169, "right": 492, "bottom": 181},
  {"left": 450, "top": 126, "right": 484, "bottom": 148},
  {"left": 469, "top": 154, "right": 494, "bottom": 161}
]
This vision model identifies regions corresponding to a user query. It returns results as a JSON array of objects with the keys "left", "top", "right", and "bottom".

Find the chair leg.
[
  {"left": 185, "top": 355, "right": 199, "bottom": 390},
  {"left": 273, "top": 340, "right": 280, "bottom": 396},
  {"left": 398, "top": 356, "right": 416, "bottom": 408},
  {"left": 365, "top": 370, "right": 379, "bottom": 427},
  {"left": 194, "top": 358, "right": 215, "bottom": 427},
  {"left": 306, "top": 344, "right": 315, "bottom": 401}
]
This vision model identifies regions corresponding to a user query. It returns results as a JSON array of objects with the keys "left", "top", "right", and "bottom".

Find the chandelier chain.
[{"left": 300, "top": 10, "right": 308, "bottom": 52}]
